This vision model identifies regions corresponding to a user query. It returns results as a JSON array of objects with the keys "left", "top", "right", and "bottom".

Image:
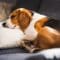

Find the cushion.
[
  {"left": 0, "top": 48, "right": 60, "bottom": 60},
  {"left": 15, "top": 0, "right": 41, "bottom": 11},
  {"left": 38, "top": 0, "right": 60, "bottom": 20}
]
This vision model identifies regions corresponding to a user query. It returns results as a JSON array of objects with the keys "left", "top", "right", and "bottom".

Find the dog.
[{"left": 4, "top": 8, "right": 60, "bottom": 53}]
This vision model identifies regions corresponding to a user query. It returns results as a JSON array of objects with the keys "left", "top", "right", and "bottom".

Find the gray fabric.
[
  {"left": 0, "top": 47, "right": 28, "bottom": 54},
  {"left": 39, "top": 0, "right": 60, "bottom": 20},
  {"left": 0, "top": 53, "right": 44, "bottom": 60},
  {"left": 0, "top": 48, "right": 60, "bottom": 60},
  {"left": 15, "top": 0, "right": 41, "bottom": 11}
]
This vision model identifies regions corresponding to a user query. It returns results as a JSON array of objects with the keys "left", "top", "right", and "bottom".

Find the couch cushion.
[
  {"left": 15, "top": 0, "right": 41, "bottom": 11},
  {"left": 0, "top": 48, "right": 60, "bottom": 60},
  {"left": 0, "top": 47, "right": 28, "bottom": 55},
  {"left": 38, "top": 0, "right": 60, "bottom": 20}
]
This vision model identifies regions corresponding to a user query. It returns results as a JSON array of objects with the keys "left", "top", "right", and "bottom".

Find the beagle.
[{"left": 5, "top": 8, "right": 60, "bottom": 53}]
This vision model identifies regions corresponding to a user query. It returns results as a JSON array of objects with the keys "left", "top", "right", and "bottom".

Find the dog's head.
[{"left": 6, "top": 8, "right": 33, "bottom": 31}]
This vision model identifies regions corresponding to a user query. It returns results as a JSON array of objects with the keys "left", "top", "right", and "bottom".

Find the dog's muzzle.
[
  {"left": 2, "top": 19, "right": 15, "bottom": 29},
  {"left": 2, "top": 22, "right": 7, "bottom": 27}
]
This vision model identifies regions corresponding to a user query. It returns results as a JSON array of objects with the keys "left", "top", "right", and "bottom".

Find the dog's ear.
[{"left": 18, "top": 9, "right": 33, "bottom": 31}]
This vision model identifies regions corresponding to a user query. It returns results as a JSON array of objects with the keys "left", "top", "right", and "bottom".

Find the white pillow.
[{"left": 0, "top": 22, "right": 24, "bottom": 48}]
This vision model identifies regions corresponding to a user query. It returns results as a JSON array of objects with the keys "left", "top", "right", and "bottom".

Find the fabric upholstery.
[
  {"left": 15, "top": 0, "right": 41, "bottom": 11},
  {"left": 38, "top": 0, "right": 60, "bottom": 20}
]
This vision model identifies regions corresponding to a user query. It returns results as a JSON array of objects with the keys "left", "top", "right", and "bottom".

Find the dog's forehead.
[
  {"left": 10, "top": 8, "right": 33, "bottom": 16},
  {"left": 17, "top": 8, "right": 33, "bottom": 16}
]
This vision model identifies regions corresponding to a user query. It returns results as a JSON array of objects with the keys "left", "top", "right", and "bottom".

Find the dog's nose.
[
  {"left": 2, "top": 22, "right": 6, "bottom": 27},
  {"left": 2, "top": 22, "right": 7, "bottom": 27}
]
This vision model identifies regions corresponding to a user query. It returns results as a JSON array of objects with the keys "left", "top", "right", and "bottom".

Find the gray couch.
[{"left": 0, "top": 0, "right": 60, "bottom": 60}]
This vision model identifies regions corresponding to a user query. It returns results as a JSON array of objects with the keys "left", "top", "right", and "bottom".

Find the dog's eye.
[
  {"left": 31, "top": 12, "right": 34, "bottom": 16},
  {"left": 29, "top": 10, "right": 34, "bottom": 16}
]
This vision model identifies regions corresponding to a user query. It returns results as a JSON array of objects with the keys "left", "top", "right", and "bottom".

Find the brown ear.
[
  {"left": 34, "top": 17, "right": 48, "bottom": 32},
  {"left": 18, "top": 10, "right": 32, "bottom": 31}
]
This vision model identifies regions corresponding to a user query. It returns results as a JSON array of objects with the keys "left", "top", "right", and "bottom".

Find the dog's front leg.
[{"left": 19, "top": 40, "right": 40, "bottom": 53}]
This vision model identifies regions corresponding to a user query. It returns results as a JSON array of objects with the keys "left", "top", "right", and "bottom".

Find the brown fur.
[
  {"left": 18, "top": 11, "right": 32, "bottom": 31},
  {"left": 34, "top": 27, "right": 60, "bottom": 49}
]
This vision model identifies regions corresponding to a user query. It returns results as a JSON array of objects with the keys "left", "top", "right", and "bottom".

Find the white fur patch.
[
  {"left": 24, "top": 12, "right": 47, "bottom": 40},
  {"left": 0, "top": 22, "right": 24, "bottom": 48}
]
